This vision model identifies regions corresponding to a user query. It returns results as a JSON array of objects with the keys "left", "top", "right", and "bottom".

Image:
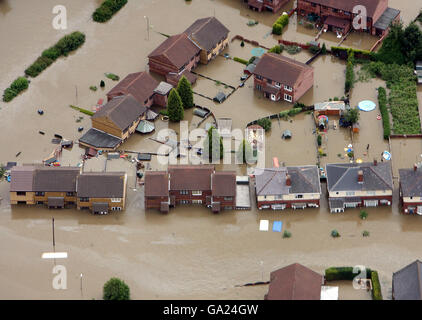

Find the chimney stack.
[
  {"left": 358, "top": 170, "right": 364, "bottom": 183},
  {"left": 373, "top": 159, "right": 377, "bottom": 166},
  {"left": 286, "top": 174, "right": 291, "bottom": 186},
  {"left": 414, "top": 164, "right": 418, "bottom": 172}
]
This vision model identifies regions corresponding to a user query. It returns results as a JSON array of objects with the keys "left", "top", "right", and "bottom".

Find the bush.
[
  {"left": 360, "top": 210, "right": 368, "bottom": 220},
  {"left": 248, "top": 56, "right": 256, "bottom": 64},
  {"left": 105, "top": 73, "right": 120, "bottom": 81},
  {"left": 321, "top": 43, "right": 327, "bottom": 54},
  {"left": 3, "top": 88, "right": 18, "bottom": 102},
  {"left": 167, "top": 89, "right": 184, "bottom": 122},
  {"left": 325, "top": 267, "right": 372, "bottom": 281},
  {"left": 331, "top": 229, "right": 340, "bottom": 238},
  {"left": 10, "top": 77, "right": 29, "bottom": 92},
  {"left": 362, "top": 230, "right": 370, "bottom": 237},
  {"left": 268, "top": 45, "right": 283, "bottom": 54},
  {"left": 25, "top": 31, "right": 85, "bottom": 78},
  {"left": 309, "top": 45, "right": 320, "bottom": 55},
  {"left": 285, "top": 45, "right": 301, "bottom": 55},
  {"left": 272, "top": 13, "right": 289, "bottom": 35},
  {"left": 283, "top": 230, "right": 292, "bottom": 238},
  {"left": 317, "top": 134, "right": 322, "bottom": 146},
  {"left": 240, "top": 40, "right": 245, "bottom": 47},
  {"left": 257, "top": 118, "right": 272, "bottom": 132},
  {"left": 103, "top": 277, "right": 130, "bottom": 300},
  {"left": 377, "top": 87, "right": 390, "bottom": 139},
  {"left": 371, "top": 271, "right": 383, "bottom": 300},
  {"left": 100, "top": 80, "right": 105, "bottom": 88},
  {"left": 345, "top": 52, "right": 355, "bottom": 94},
  {"left": 93, "top": 0, "right": 128, "bottom": 23},
  {"left": 90, "top": 86, "right": 97, "bottom": 91},
  {"left": 233, "top": 57, "right": 248, "bottom": 65}
]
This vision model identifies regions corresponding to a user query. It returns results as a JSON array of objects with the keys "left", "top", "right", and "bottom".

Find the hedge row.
[
  {"left": 25, "top": 31, "right": 86, "bottom": 77},
  {"left": 279, "top": 107, "right": 303, "bottom": 119},
  {"left": 325, "top": 267, "right": 373, "bottom": 281},
  {"left": 345, "top": 52, "right": 355, "bottom": 94},
  {"left": 377, "top": 87, "right": 391, "bottom": 139},
  {"left": 233, "top": 57, "right": 248, "bottom": 65},
  {"left": 272, "top": 13, "right": 289, "bottom": 35},
  {"left": 371, "top": 271, "right": 383, "bottom": 300},
  {"left": 3, "top": 77, "right": 29, "bottom": 102},
  {"left": 93, "top": 0, "right": 128, "bottom": 23},
  {"left": 331, "top": 46, "right": 376, "bottom": 61}
]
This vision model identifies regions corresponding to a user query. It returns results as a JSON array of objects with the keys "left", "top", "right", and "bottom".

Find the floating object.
[
  {"left": 377, "top": 114, "right": 381, "bottom": 120},
  {"left": 37, "top": 110, "right": 44, "bottom": 115},
  {"left": 193, "top": 108, "right": 209, "bottom": 118},
  {"left": 282, "top": 130, "right": 292, "bottom": 139},
  {"left": 272, "top": 221, "right": 283, "bottom": 233},
  {"left": 51, "top": 138, "right": 61, "bottom": 144},
  {"left": 42, "top": 252, "right": 68, "bottom": 259},
  {"left": 348, "top": 144, "right": 353, "bottom": 148},
  {"left": 137, "top": 153, "right": 152, "bottom": 161},
  {"left": 223, "top": 53, "right": 230, "bottom": 59},
  {"left": 273, "top": 157, "right": 280, "bottom": 168},
  {"left": 39, "top": 131, "right": 45, "bottom": 135},
  {"left": 161, "top": 115, "right": 169, "bottom": 122},
  {"left": 356, "top": 158, "right": 363, "bottom": 164},
  {"left": 78, "top": 127, "right": 84, "bottom": 132},
  {"left": 7, "top": 175, "right": 11, "bottom": 182},
  {"left": 358, "top": 100, "right": 376, "bottom": 112},
  {"left": 61, "top": 140, "right": 73, "bottom": 148},
  {"left": 54, "top": 134, "right": 62, "bottom": 139},
  {"left": 383, "top": 151, "right": 391, "bottom": 161},
  {"left": 136, "top": 171, "right": 144, "bottom": 179},
  {"left": 136, "top": 120, "right": 155, "bottom": 134},
  {"left": 15, "top": 152, "right": 21, "bottom": 157},
  {"left": 259, "top": 220, "right": 269, "bottom": 231}
]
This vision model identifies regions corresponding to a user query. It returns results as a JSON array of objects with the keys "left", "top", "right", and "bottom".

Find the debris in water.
[
  {"left": 78, "top": 127, "right": 84, "bottom": 132},
  {"left": 37, "top": 110, "right": 44, "bottom": 115},
  {"left": 39, "top": 131, "right": 45, "bottom": 135},
  {"left": 15, "top": 152, "right": 21, "bottom": 157},
  {"left": 54, "top": 134, "right": 63, "bottom": 139}
]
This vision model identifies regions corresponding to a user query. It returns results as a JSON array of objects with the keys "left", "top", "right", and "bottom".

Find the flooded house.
[
  {"left": 148, "top": 33, "right": 201, "bottom": 86},
  {"left": 144, "top": 165, "right": 237, "bottom": 213},
  {"left": 254, "top": 166, "right": 321, "bottom": 210},
  {"left": 326, "top": 161, "right": 393, "bottom": 213},
  {"left": 183, "top": 17, "right": 230, "bottom": 65},
  {"left": 399, "top": 165, "right": 422, "bottom": 215},
  {"left": 264, "top": 263, "right": 325, "bottom": 300},
  {"left": 79, "top": 94, "right": 147, "bottom": 151},
  {"left": 252, "top": 53, "right": 314, "bottom": 104},
  {"left": 244, "top": 0, "right": 290, "bottom": 13},
  {"left": 76, "top": 172, "right": 127, "bottom": 214},
  {"left": 296, "top": 0, "right": 400, "bottom": 37},
  {"left": 392, "top": 260, "right": 422, "bottom": 300},
  {"left": 10, "top": 166, "right": 81, "bottom": 208}
]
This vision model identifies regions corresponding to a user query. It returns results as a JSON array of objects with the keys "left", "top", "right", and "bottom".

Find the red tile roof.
[
  {"left": 212, "top": 171, "right": 236, "bottom": 197},
  {"left": 107, "top": 72, "right": 159, "bottom": 105},
  {"left": 168, "top": 165, "right": 214, "bottom": 191},
  {"left": 265, "top": 263, "right": 323, "bottom": 300},
  {"left": 10, "top": 166, "right": 36, "bottom": 192},
  {"left": 144, "top": 171, "right": 169, "bottom": 197},
  {"left": 184, "top": 17, "right": 229, "bottom": 52},
  {"left": 253, "top": 53, "right": 313, "bottom": 87},
  {"left": 148, "top": 33, "right": 201, "bottom": 70}
]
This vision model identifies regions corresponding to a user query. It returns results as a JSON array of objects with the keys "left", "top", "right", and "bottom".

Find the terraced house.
[
  {"left": 79, "top": 94, "right": 147, "bottom": 151},
  {"left": 183, "top": 17, "right": 230, "bottom": 64},
  {"left": 144, "top": 165, "right": 237, "bottom": 213},
  {"left": 76, "top": 172, "right": 127, "bottom": 214},
  {"left": 243, "top": 0, "right": 290, "bottom": 13},
  {"left": 254, "top": 166, "right": 321, "bottom": 210},
  {"left": 326, "top": 161, "right": 393, "bottom": 213},
  {"left": 252, "top": 53, "right": 314, "bottom": 104},
  {"left": 297, "top": 0, "right": 400, "bottom": 37},
  {"left": 399, "top": 165, "right": 422, "bottom": 215},
  {"left": 10, "top": 165, "right": 81, "bottom": 208}
]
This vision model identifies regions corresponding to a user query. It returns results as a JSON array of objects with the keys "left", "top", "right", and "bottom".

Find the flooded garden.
[{"left": 0, "top": 0, "right": 422, "bottom": 300}]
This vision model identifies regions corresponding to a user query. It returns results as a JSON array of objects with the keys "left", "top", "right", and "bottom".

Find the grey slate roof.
[
  {"left": 77, "top": 172, "right": 126, "bottom": 198},
  {"left": 326, "top": 162, "right": 393, "bottom": 192},
  {"left": 393, "top": 260, "right": 422, "bottom": 300},
  {"left": 255, "top": 166, "right": 321, "bottom": 196},
  {"left": 10, "top": 166, "right": 36, "bottom": 192},
  {"left": 399, "top": 168, "right": 422, "bottom": 197},
  {"left": 79, "top": 128, "right": 122, "bottom": 149},
  {"left": 374, "top": 7, "right": 400, "bottom": 30},
  {"left": 184, "top": 17, "right": 229, "bottom": 52},
  {"left": 33, "top": 167, "right": 80, "bottom": 192},
  {"left": 92, "top": 94, "right": 147, "bottom": 131}
]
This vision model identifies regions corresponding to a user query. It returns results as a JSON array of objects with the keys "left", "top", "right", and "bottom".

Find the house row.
[
  {"left": 144, "top": 165, "right": 237, "bottom": 213},
  {"left": 297, "top": 0, "right": 400, "bottom": 37},
  {"left": 79, "top": 71, "right": 173, "bottom": 151},
  {"left": 148, "top": 17, "right": 230, "bottom": 85},
  {"left": 252, "top": 53, "right": 314, "bottom": 104},
  {"left": 10, "top": 165, "right": 127, "bottom": 214}
]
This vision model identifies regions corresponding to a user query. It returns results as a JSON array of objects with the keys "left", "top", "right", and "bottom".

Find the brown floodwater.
[{"left": 1, "top": 0, "right": 422, "bottom": 300}]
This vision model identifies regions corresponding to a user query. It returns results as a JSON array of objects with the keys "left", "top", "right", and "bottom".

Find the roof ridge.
[{"left": 369, "top": 165, "right": 392, "bottom": 190}]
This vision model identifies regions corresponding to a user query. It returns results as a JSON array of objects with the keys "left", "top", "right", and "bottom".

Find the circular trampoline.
[{"left": 358, "top": 100, "right": 376, "bottom": 112}]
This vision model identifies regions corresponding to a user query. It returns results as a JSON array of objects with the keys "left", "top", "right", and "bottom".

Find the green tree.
[
  {"left": 103, "top": 278, "right": 130, "bottom": 300},
  {"left": 256, "top": 118, "right": 272, "bottom": 132},
  {"left": 236, "top": 139, "right": 255, "bottom": 164},
  {"left": 177, "top": 76, "right": 194, "bottom": 109},
  {"left": 203, "top": 126, "right": 224, "bottom": 162},
  {"left": 167, "top": 89, "right": 184, "bottom": 122},
  {"left": 376, "top": 23, "right": 406, "bottom": 65},
  {"left": 321, "top": 43, "right": 327, "bottom": 54},
  {"left": 344, "top": 108, "right": 359, "bottom": 124}
]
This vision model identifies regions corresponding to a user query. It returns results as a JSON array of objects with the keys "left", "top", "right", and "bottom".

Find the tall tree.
[
  {"left": 177, "top": 76, "right": 194, "bottom": 109},
  {"left": 203, "top": 126, "right": 224, "bottom": 162},
  {"left": 167, "top": 89, "right": 184, "bottom": 122},
  {"left": 236, "top": 139, "right": 255, "bottom": 164}
]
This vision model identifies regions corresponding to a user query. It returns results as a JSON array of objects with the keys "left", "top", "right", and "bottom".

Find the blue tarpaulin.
[{"left": 272, "top": 221, "right": 283, "bottom": 232}]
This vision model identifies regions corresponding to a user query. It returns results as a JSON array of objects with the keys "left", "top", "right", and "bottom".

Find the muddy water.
[{"left": 1, "top": 0, "right": 422, "bottom": 300}]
